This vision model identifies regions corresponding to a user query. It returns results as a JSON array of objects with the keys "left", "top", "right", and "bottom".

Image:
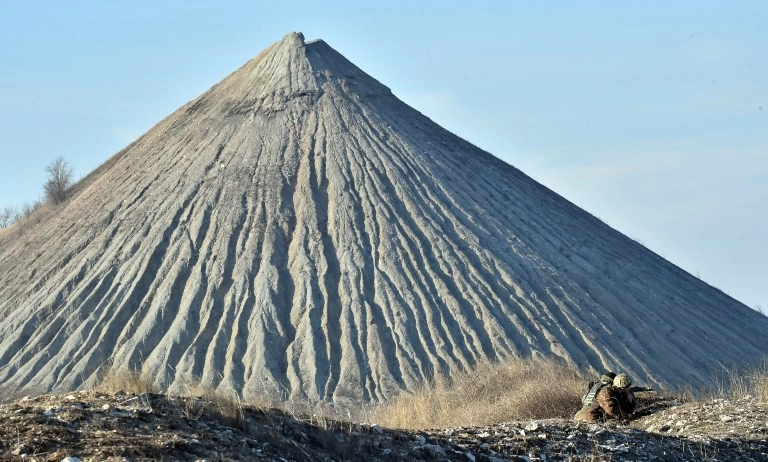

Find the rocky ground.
[{"left": 0, "top": 390, "right": 766, "bottom": 461}]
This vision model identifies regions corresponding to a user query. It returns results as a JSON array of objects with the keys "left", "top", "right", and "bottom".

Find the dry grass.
[
  {"left": 173, "top": 377, "right": 255, "bottom": 430},
  {"left": 679, "top": 356, "right": 768, "bottom": 405},
  {"left": 81, "top": 355, "right": 768, "bottom": 434},
  {"left": 372, "top": 356, "right": 591, "bottom": 429},
  {"left": 172, "top": 378, "right": 362, "bottom": 457},
  {"left": 95, "top": 368, "right": 162, "bottom": 395},
  {"left": 93, "top": 359, "right": 590, "bottom": 432},
  {"left": 721, "top": 357, "right": 768, "bottom": 403},
  {"left": 754, "top": 369, "right": 768, "bottom": 403},
  {"left": 195, "top": 388, "right": 247, "bottom": 429},
  {"left": 0, "top": 201, "right": 55, "bottom": 245},
  {"left": 94, "top": 368, "right": 282, "bottom": 431}
]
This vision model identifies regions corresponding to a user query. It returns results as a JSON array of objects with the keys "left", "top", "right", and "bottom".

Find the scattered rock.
[{"left": 0, "top": 391, "right": 766, "bottom": 461}]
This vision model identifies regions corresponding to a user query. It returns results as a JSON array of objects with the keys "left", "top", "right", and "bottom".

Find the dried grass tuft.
[
  {"left": 738, "top": 358, "right": 768, "bottom": 403},
  {"left": 96, "top": 368, "right": 161, "bottom": 395},
  {"left": 174, "top": 378, "right": 250, "bottom": 429},
  {"left": 373, "top": 356, "right": 591, "bottom": 429},
  {"left": 706, "top": 356, "right": 768, "bottom": 403}
]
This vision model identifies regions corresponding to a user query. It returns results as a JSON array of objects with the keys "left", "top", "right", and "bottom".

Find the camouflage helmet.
[{"left": 613, "top": 373, "right": 632, "bottom": 388}]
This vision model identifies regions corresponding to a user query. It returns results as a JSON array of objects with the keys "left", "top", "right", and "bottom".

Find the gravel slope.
[
  {"left": 1, "top": 32, "right": 767, "bottom": 403},
  {"left": 1, "top": 391, "right": 766, "bottom": 461}
]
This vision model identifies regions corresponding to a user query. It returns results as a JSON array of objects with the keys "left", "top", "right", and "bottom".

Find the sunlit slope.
[{"left": 1, "top": 33, "right": 766, "bottom": 403}]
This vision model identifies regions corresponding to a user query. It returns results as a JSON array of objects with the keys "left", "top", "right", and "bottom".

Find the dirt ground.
[{"left": 0, "top": 390, "right": 766, "bottom": 461}]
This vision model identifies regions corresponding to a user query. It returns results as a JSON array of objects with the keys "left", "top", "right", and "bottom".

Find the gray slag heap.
[{"left": 1, "top": 32, "right": 767, "bottom": 403}]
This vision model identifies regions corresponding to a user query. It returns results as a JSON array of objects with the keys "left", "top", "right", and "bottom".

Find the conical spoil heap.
[{"left": 1, "top": 32, "right": 767, "bottom": 403}]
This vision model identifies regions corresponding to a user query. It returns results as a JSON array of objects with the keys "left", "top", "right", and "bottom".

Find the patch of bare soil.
[{"left": 0, "top": 391, "right": 765, "bottom": 461}]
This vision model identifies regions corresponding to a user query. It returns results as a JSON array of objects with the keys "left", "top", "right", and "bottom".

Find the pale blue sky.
[{"left": 1, "top": 1, "right": 766, "bottom": 310}]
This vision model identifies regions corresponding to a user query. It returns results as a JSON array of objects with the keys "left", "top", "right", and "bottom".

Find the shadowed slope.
[{"left": 1, "top": 33, "right": 766, "bottom": 403}]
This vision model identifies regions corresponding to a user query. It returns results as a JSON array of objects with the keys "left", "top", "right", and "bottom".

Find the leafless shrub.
[
  {"left": 373, "top": 356, "right": 591, "bottom": 429},
  {"left": 44, "top": 156, "right": 73, "bottom": 205},
  {"left": 7, "top": 200, "right": 40, "bottom": 235},
  {"left": 0, "top": 206, "right": 16, "bottom": 228},
  {"left": 20, "top": 201, "right": 35, "bottom": 218}
]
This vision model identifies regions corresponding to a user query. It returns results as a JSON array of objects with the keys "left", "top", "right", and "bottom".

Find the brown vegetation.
[
  {"left": 721, "top": 357, "right": 768, "bottom": 403},
  {"left": 95, "top": 368, "right": 162, "bottom": 396},
  {"left": 372, "top": 357, "right": 591, "bottom": 429},
  {"left": 1, "top": 357, "right": 767, "bottom": 461},
  {"left": 93, "top": 357, "right": 768, "bottom": 434}
]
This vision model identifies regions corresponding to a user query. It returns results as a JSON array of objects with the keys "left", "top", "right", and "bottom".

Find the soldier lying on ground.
[
  {"left": 574, "top": 373, "right": 636, "bottom": 424},
  {"left": 581, "top": 371, "right": 616, "bottom": 408}
]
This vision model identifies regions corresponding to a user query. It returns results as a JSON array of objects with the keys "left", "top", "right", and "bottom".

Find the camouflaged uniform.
[
  {"left": 580, "top": 374, "right": 615, "bottom": 408},
  {"left": 573, "top": 384, "right": 635, "bottom": 422}
]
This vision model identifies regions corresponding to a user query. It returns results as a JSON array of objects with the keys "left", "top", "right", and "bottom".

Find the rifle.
[{"left": 629, "top": 386, "right": 654, "bottom": 393}]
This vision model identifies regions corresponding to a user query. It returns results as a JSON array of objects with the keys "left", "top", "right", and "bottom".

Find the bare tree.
[
  {"left": 44, "top": 157, "right": 73, "bottom": 205},
  {"left": 0, "top": 206, "right": 16, "bottom": 228}
]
